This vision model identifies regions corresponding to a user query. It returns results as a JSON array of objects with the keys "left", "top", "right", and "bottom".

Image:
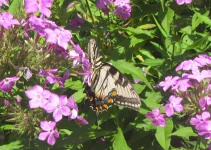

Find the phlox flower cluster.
[
  {"left": 146, "top": 54, "right": 211, "bottom": 142},
  {"left": 38, "top": 68, "right": 70, "bottom": 88},
  {"left": 25, "top": 85, "right": 88, "bottom": 145},
  {"left": 96, "top": 0, "right": 132, "bottom": 20},
  {"left": 176, "top": 0, "right": 192, "bottom": 5}
]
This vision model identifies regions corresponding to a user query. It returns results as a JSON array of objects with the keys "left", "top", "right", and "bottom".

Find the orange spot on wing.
[
  {"left": 90, "top": 97, "right": 94, "bottom": 101},
  {"left": 108, "top": 98, "right": 113, "bottom": 104},
  {"left": 95, "top": 107, "right": 98, "bottom": 111},
  {"left": 112, "top": 90, "right": 117, "bottom": 96},
  {"left": 103, "top": 104, "right": 108, "bottom": 109}
]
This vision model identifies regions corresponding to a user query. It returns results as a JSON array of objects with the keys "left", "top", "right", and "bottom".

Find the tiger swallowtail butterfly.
[{"left": 84, "top": 39, "right": 141, "bottom": 113}]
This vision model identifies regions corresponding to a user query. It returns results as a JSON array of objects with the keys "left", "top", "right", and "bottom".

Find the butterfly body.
[{"left": 85, "top": 39, "right": 141, "bottom": 112}]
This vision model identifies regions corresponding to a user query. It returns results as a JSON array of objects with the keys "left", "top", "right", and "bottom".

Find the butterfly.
[{"left": 84, "top": 38, "right": 141, "bottom": 113}]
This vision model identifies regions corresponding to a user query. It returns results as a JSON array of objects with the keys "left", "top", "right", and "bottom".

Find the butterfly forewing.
[{"left": 85, "top": 39, "right": 141, "bottom": 112}]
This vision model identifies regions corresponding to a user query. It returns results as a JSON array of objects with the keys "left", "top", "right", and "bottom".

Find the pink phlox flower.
[
  {"left": 198, "top": 121, "right": 211, "bottom": 139},
  {"left": 199, "top": 96, "right": 211, "bottom": 110},
  {"left": 80, "top": 58, "right": 91, "bottom": 86},
  {"left": 75, "top": 116, "right": 88, "bottom": 125},
  {"left": 114, "top": 0, "right": 130, "bottom": 6},
  {"left": 67, "top": 96, "right": 88, "bottom": 125},
  {"left": 176, "top": 0, "right": 192, "bottom": 5},
  {"left": 4, "top": 99, "right": 10, "bottom": 107},
  {"left": 25, "top": 85, "right": 52, "bottom": 108},
  {"left": 172, "top": 77, "right": 191, "bottom": 92},
  {"left": 159, "top": 76, "right": 180, "bottom": 91},
  {"left": 19, "top": 67, "right": 33, "bottom": 79},
  {"left": 194, "top": 54, "right": 211, "bottom": 67},
  {"left": 115, "top": 4, "right": 131, "bottom": 20},
  {"left": 187, "top": 69, "right": 211, "bottom": 82},
  {"left": 26, "top": 16, "right": 57, "bottom": 37},
  {"left": 164, "top": 95, "right": 183, "bottom": 117},
  {"left": 67, "top": 96, "right": 79, "bottom": 120},
  {"left": 70, "top": 17, "right": 85, "bottom": 28},
  {"left": 68, "top": 44, "right": 86, "bottom": 67},
  {"left": 0, "top": 76, "right": 19, "bottom": 92},
  {"left": 0, "top": 0, "right": 8, "bottom": 6},
  {"left": 25, "top": 68, "right": 33, "bottom": 79},
  {"left": 146, "top": 108, "right": 166, "bottom": 127},
  {"left": 25, "top": 0, "right": 53, "bottom": 17},
  {"left": 190, "top": 111, "right": 210, "bottom": 130},
  {"left": 96, "top": 0, "right": 111, "bottom": 9},
  {"left": 54, "top": 46, "right": 69, "bottom": 57},
  {"left": 44, "top": 94, "right": 71, "bottom": 122},
  {"left": 0, "top": 12, "right": 19, "bottom": 29},
  {"left": 38, "top": 68, "right": 58, "bottom": 76},
  {"left": 44, "top": 27, "right": 72, "bottom": 50},
  {"left": 176, "top": 60, "right": 200, "bottom": 72},
  {"left": 38, "top": 121, "right": 59, "bottom": 145}
]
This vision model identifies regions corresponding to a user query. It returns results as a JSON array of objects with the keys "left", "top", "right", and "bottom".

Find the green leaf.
[
  {"left": 184, "top": 35, "right": 209, "bottom": 51},
  {"left": 138, "top": 24, "right": 156, "bottom": 30},
  {"left": 196, "top": 12, "right": 211, "bottom": 26},
  {"left": 65, "top": 79, "right": 83, "bottom": 90},
  {"left": 141, "top": 58, "right": 164, "bottom": 67},
  {"left": 133, "top": 84, "right": 146, "bottom": 94},
  {"left": 8, "top": 0, "right": 23, "bottom": 15},
  {"left": 152, "top": 15, "right": 167, "bottom": 38},
  {"left": 161, "top": 8, "right": 174, "bottom": 36},
  {"left": 0, "top": 141, "right": 23, "bottom": 150},
  {"left": 72, "top": 88, "right": 86, "bottom": 103},
  {"left": 155, "top": 119, "right": 173, "bottom": 150},
  {"left": 113, "top": 128, "right": 131, "bottom": 150},
  {"left": 111, "top": 60, "right": 153, "bottom": 91},
  {"left": 171, "top": 127, "right": 197, "bottom": 140},
  {"left": 143, "top": 92, "right": 162, "bottom": 109},
  {"left": 59, "top": 128, "right": 116, "bottom": 146}
]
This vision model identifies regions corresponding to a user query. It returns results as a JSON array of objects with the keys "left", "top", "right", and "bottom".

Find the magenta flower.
[
  {"left": 38, "top": 68, "right": 58, "bottom": 76},
  {"left": 25, "top": 85, "right": 52, "bottom": 108},
  {"left": 198, "top": 121, "right": 211, "bottom": 139},
  {"left": 115, "top": 4, "right": 131, "bottom": 20},
  {"left": 67, "top": 97, "right": 88, "bottom": 125},
  {"left": 194, "top": 54, "right": 211, "bottom": 67},
  {"left": 172, "top": 77, "right": 191, "bottom": 92},
  {"left": 25, "top": 68, "right": 33, "bottom": 79},
  {"left": 190, "top": 112, "right": 210, "bottom": 130},
  {"left": 44, "top": 28, "right": 72, "bottom": 50},
  {"left": 199, "top": 96, "right": 211, "bottom": 110},
  {"left": 114, "top": 0, "right": 130, "bottom": 6},
  {"left": 4, "top": 100, "right": 10, "bottom": 107},
  {"left": 44, "top": 94, "right": 71, "bottom": 122},
  {"left": 75, "top": 116, "right": 88, "bottom": 125},
  {"left": 176, "top": 60, "right": 200, "bottom": 72},
  {"left": 176, "top": 0, "right": 192, "bottom": 5},
  {"left": 0, "top": 76, "right": 19, "bottom": 92},
  {"left": 67, "top": 96, "right": 79, "bottom": 120},
  {"left": 159, "top": 76, "right": 179, "bottom": 91},
  {"left": 70, "top": 17, "right": 85, "bottom": 28},
  {"left": 96, "top": 0, "right": 110, "bottom": 9},
  {"left": 164, "top": 95, "right": 183, "bottom": 117},
  {"left": 0, "top": 0, "right": 8, "bottom": 6},
  {"left": 146, "top": 108, "right": 166, "bottom": 127},
  {"left": 25, "top": 0, "right": 53, "bottom": 17},
  {"left": 187, "top": 70, "right": 211, "bottom": 82},
  {"left": 25, "top": 15, "right": 57, "bottom": 37},
  {"left": 38, "top": 121, "right": 59, "bottom": 145},
  {"left": 0, "top": 12, "right": 19, "bottom": 29},
  {"left": 68, "top": 44, "right": 86, "bottom": 67}
]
